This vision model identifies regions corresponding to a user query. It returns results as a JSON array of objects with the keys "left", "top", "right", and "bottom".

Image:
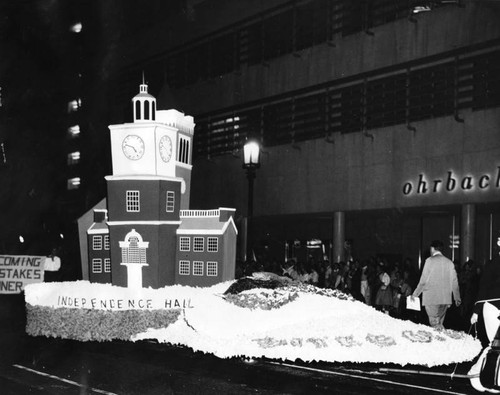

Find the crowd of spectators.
[{"left": 237, "top": 254, "right": 483, "bottom": 329}]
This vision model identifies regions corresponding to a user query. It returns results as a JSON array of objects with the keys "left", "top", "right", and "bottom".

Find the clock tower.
[{"left": 105, "top": 80, "right": 195, "bottom": 288}]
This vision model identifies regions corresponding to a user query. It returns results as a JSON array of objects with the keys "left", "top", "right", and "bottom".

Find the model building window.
[
  {"left": 179, "top": 260, "right": 190, "bottom": 275},
  {"left": 207, "top": 261, "right": 218, "bottom": 276},
  {"left": 92, "top": 258, "right": 102, "bottom": 273},
  {"left": 207, "top": 237, "right": 218, "bottom": 252},
  {"left": 166, "top": 191, "right": 175, "bottom": 212},
  {"left": 180, "top": 237, "right": 190, "bottom": 251},
  {"left": 178, "top": 136, "right": 190, "bottom": 165},
  {"left": 92, "top": 235, "right": 102, "bottom": 250},
  {"left": 193, "top": 237, "right": 204, "bottom": 252},
  {"left": 104, "top": 258, "right": 111, "bottom": 273},
  {"left": 135, "top": 100, "right": 141, "bottom": 120},
  {"left": 104, "top": 235, "right": 110, "bottom": 250},
  {"left": 126, "top": 190, "right": 140, "bottom": 212},
  {"left": 193, "top": 261, "right": 204, "bottom": 276}
]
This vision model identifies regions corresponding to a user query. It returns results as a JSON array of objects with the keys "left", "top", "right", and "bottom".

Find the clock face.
[
  {"left": 122, "top": 135, "right": 145, "bottom": 160},
  {"left": 159, "top": 135, "right": 173, "bottom": 163}
]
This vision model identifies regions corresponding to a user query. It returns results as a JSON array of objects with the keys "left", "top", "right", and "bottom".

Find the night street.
[
  {"left": 0, "top": 295, "right": 479, "bottom": 394},
  {"left": 1, "top": 1, "right": 499, "bottom": 394}
]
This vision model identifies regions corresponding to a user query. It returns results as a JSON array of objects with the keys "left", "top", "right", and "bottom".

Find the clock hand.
[{"left": 125, "top": 144, "right": 137, "bottom": 152}]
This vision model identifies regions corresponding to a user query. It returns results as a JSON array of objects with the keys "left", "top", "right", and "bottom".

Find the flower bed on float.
[{"left": 24, "top": 275, "right": 482, "bottom": 367}]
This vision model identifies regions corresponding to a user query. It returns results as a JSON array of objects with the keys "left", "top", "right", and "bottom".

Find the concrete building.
[{"left": 101, "top": 1, "right": 500, "bottom": 269}]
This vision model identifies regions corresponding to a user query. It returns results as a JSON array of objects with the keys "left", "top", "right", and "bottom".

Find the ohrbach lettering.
[{"left": 403, "top": 166, "right": 500, "bottom": 196}]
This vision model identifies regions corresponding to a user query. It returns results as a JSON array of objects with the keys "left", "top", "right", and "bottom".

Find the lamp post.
[{"left": 242, "top": 140, "right": 260, "bottom": 263}]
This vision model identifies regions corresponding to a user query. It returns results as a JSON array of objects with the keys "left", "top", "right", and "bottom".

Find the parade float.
[
  {"left": 24, "top": 274, "right": 481, "bottom": 367},
  {"left": 24, "top": 81, "right": 482, "bottom": 367}
]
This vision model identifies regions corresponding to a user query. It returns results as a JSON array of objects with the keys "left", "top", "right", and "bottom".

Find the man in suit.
[{"left": 411, "top": 240, "right": 461, "bottom": 330}]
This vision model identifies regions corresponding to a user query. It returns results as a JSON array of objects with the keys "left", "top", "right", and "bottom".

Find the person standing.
[{"left": 411, "top": 240, "right": 461, "bottom": 330}]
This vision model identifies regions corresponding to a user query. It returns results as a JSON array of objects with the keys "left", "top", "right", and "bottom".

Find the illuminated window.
[
  {"left": 207, "top": 261, "right": 218, "bottom": 276},
  {"left": 126, "top": 191, "right": 140, "bottom": 212},
  {"left": 193, "top": 237, "right": 204, "bottom": 252},
  {"left": 92, "top": 259, "right": 102, "bottom": 273},
  {"left": 92, "top": 236, "right": 102, "bottom": 250},
  {"left": 67, "top": 177, "right": 81, "bottom": 190},
  {"left": 179, "top": 260, "right": 190, "bottom": 275},
  {"left": 180, "top": 237, "right": 190, "bottom": 251},
  {"left": 104, "top": 235, "right": 110, "bottom": 250},
  {"left": 104, "top": 258, "right": 111, "bottom": 273},
  {"left": 166, "top": 191, "right": 175, "bottom": 212},
  {"left": 193, "top": 261, "right": 204, "bottom": 276},
  {"left": 207, "top": 237, "right": 218, "bottom": 252},
  {"left": 67, "top": 151, "right": 80, "bottom": 165},
  {"left": 70, "top": 22, "right": 82, "bottom": 33},
  {"left": 68, "top": 125, "right": 80, "bottom": 137},
  {"left": 67, "top": 98, "right": 82, "bottom": 113}
]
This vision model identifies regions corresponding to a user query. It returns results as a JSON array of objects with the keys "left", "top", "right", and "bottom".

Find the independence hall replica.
[{"left": 97, "top": 0, "right": 500, "bottom": 269}]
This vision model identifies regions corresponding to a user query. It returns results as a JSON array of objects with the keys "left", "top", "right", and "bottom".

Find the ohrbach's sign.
[
  {"left": 403, "top": 166, "right": 500, "bottom": 196},
  {"left": 0, "top": 255, "right": 45, "bottom": 294}
]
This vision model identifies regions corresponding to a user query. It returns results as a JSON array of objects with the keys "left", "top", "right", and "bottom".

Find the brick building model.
[{"left": 83, "top": 81, "right": 237, "bottom": 288}]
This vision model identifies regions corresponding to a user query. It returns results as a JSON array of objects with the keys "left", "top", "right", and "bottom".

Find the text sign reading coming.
[{"left": 0, "top": 255, "right": 45, "bottom": 294}]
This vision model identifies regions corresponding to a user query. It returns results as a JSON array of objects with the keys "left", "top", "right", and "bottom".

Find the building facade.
[{"left": 101, "top": 1, "right": 500, "bottom": 268}]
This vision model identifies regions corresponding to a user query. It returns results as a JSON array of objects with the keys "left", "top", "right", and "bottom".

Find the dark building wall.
[
  {"left": 158, "top": 225, "right": 178, "bottom": 286},
  {"left": 100, "top": 1, "right": 500, "bottom": 266},
  {"left": 222, "top": 226, "right": 237, "bottom": 281},
  {"left": 86, "top": 232, "right": 111, "bottom": 283},
  {"left": 107, "top": 178, "right": 182, "bottom": 221},
  {"left": 175, "top": 234, "right": 225, "bottom": 286},
  {"left": 109, "top": 224, "right": 178, "bottom": 288},
  {"left": 191, "top": 109, "right": 500, "bottom": 216},
  {"left": 176, "top": 166, "right": 192, "bottom": 210}
]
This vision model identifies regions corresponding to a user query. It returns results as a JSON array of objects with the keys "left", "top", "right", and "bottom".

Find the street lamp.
[{"left": 242, "top": 140, "right": 261, "bottom": 262}]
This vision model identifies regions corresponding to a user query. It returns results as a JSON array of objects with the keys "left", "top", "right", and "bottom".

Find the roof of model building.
[{"left": 177, "top": 210, "right": 238, "bottom": 235}]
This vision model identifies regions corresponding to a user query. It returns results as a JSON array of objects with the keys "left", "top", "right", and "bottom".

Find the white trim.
[
  {"left": 108, "top": 221, "right": 182, "bottom": 226},
  {"left": 177, "top": 229, "right": 225, "bottom": 235},
  {"left": 180, "top": 209, "right": 220, "bottom": 218},
  {"left": 176, "top": 162, "right": 193, "bottom": 170},
  {"left": 219, "top": 207, "right": 236, "bottom": 212},
  {"left": 109, "top": 122, "right": 175, "bottom": 131},
  {"left": 105, "top": 175, "right": 183, "bottom": 183},
  {"left": 222, "top": 216, "right": 239, "bottom": 235},
  {"left": 87, "top": 228, "right": 109, "bottom": 235}
]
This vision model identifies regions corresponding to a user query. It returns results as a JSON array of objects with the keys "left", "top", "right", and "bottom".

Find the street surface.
[{"left": 0, "top": 294, "right": 479, "bottom": 394}]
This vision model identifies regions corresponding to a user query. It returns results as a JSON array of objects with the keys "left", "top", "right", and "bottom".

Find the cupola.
[{"left": 132, "top": 74, "right": 156, "bottom": 122}]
